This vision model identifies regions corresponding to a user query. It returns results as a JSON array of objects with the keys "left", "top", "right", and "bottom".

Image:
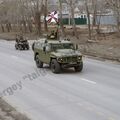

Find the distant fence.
[
  {"left": 62, "top": 15, "right": 118, "bottom": 26},
  {"left": 96, "top": 15, "right": 117, "bottom": 25},
  {"left": 62, "top": 18, "right": 87, "bottom": 25}
]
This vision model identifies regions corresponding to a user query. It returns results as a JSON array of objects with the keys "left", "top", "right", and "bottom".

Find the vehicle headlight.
[
  {"left": 58, "top": 58, "right": 63, "bottom": 62},
  {"left": 78, "top": 56, "right": 82, "bottom": 60}
]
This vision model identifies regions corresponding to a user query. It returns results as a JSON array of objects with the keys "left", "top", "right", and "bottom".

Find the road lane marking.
[
  {"left": 96, "top": 111, "right": 104, "bottom": 116},
  {"left": 108, "top": 117, "right": 115, "bottom": 120},
  {"left": 81, "top": 78, "right": 97, "bottom": 85}
]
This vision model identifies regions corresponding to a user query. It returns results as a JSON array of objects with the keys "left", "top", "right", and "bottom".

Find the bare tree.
[
  {"left": 33, "top": 0, "right": 44, "bottom": 36},
  {"left": 58, "top": 0, "right": 65, "bottom": 37},
  {"left": 85, "top": 0, "right": 92, "bottom": 39},
  {"left": 65, "top": 0, "right": 78, "bottom": 37},
  {"left": 106, "top": 0, "right": 120, "bottom": 32},
  {"left": 0, "top": 0, "right": 45, "bottom": 35},
  {"left": 43, "top": 0, "right": 48, "bottom": 32}
]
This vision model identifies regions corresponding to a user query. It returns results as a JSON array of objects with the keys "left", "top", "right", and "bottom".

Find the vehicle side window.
[
  {"left": 42, "top": 43, "right": 51, "bottom": 51},
  {"left": 46, "top": 44, "right": 51, "bottom": 51},
  {"left": 35, "top": 42, "right": 43, "bottom": 49},
  {"left": 63, "top": 44, "right": 74, "bottom": 49}
]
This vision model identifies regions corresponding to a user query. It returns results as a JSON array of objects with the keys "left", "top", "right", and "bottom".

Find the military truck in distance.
[
  {"left": 33, "top": 39, "right": 83, "bottom": 73},
  {"left": 15, "top": 35, "right": 29, "bottom": 50}
]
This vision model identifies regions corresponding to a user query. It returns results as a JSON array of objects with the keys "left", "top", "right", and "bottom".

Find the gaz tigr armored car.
[
  {"left": 33, "top": 39, "right": 83, "bottom": 73},
  {"left": 15, "top": 35, "right": 29, "bottom": 50}
]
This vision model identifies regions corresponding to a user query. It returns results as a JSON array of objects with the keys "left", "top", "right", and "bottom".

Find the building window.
[
  {"left": 84, "top": 15, "right": 86, "bottom": 18},
  {"left": 81, "top": 15, "right": 83, "bottom": 18}
]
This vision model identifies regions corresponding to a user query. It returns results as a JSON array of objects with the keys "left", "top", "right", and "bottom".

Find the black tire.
[
  {"left": 23, "top": 47, "right": 25, "bottom": 50},
  {"left": 74, "top": 62, "right": 83, "bottom": 72},
  {"left": 32, "top": 43, "right": 35, "bottom": 51},
  {"left": 26, "top": 45, "right": 29, "bottom": 50},
  {"left": 19, "top": 45, "right": 23, "bottom": 50},
  {"left": 27, "top": 45, "right": 29, "bottom": 50},
  {"left": 35, "top": 54, "right": 43, "bottom": 68},
  {"left": 15, "top": 45, "right": 18, "bottom": 50},
  {"left": 51, "top": 59, "right": 61, "bottom": 73}
]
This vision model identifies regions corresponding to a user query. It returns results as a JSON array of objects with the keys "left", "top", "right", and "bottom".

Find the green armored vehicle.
[{"left": 33, "top": 39, "right": 83, "bottom": 73}]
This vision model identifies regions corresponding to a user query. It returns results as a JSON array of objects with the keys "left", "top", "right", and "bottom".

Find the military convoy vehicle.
[
  {"left": 32, "top": 39, "right": 83, "bottom": 73},
  {"left": 15, "top": 35, "right": 29, "bottom": 50}
]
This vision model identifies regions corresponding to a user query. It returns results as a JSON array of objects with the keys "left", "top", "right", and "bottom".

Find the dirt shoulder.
[
  {"left": 78, "top": 33, "right": 120, "bottom": 62},
  {"left": 0, "top": 98, "right": 30, "bottom": 120},
  {"left": 0, "top": 32, "right": 37, "bottom": 41}
]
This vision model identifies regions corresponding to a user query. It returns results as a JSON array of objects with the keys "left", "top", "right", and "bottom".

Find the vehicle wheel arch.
[
  {"left": 34, "top": 52, "right": 39, "bottom": 60},
  {"left": 50, "top": 56, "right": 57, "bottom": 64}
]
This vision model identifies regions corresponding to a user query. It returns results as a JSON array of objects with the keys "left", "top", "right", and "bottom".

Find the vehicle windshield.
[
  {"left": 51, "top": 43, "right": 74, "bottom": 51},
  {"left": 19, "top": 40, "right": 27, "bottom": 43}
]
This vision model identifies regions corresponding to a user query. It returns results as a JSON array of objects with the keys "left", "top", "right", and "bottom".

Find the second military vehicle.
[
  {"left": 33, "top": 39, "right": 83, "bottom": 73},
  {"left": 15, "top": 35, "right": 29, "bottom": 50}
]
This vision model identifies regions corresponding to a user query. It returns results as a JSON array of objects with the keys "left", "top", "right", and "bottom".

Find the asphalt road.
[{"left": 0, "top": 40, "right": 120, "bottom": 120}]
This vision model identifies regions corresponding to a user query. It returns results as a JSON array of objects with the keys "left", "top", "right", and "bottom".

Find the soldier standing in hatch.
[{"left": 49, "top": 30, "right": 58, "bottom": 39}]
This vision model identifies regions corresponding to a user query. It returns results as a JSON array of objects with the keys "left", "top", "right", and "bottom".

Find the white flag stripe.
[{"left": 46, "top": 11, "right": 58, "bottom": 23}]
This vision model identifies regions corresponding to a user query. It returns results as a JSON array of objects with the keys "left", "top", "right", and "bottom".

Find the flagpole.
[
  {"left": 46, "top": 11, "right": 59, "bottom": 40},
  {"left": 57, "top": 18, "right": 60, "bottom": 40}
]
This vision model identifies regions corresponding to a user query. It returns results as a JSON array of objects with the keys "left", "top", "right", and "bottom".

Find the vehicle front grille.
[{"left": 64, "top": 56, "right": 78, "bottom": 63}]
